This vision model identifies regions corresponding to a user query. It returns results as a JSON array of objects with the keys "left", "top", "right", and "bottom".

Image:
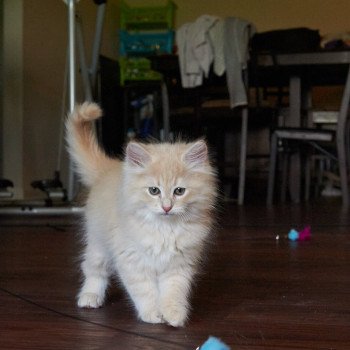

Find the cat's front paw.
[
  {"left": 161, "top": 304, "right": 188, "bottom": 327},
  {"left": 139, "top": 309, "right": 164, "bottom": 324},
  {"left": 77, "top": 292, "right": 104, "bottom": 308}
]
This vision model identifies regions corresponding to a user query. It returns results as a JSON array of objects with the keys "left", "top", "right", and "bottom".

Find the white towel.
[
  {"left": 176, "top": 23, "right": 201, "bottom": 88},
  {"left": 209, "top": 19, "right": 225, "bottom": 76},
  {"left": 176, "top": 15, "right": 219, "bottom": 88}
]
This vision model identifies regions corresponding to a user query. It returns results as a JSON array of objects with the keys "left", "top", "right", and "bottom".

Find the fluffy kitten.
[{"left": 66, "top": 102, "right": 217, "bottom": 327}]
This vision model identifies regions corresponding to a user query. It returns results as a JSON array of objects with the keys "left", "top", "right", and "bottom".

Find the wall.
[
  {"left": 119, "top": 0, "right": 350, "bottom": 35},
  {"left": 20, "top": 0, "right": 118, "bottom": 199},
  {"left": 3, "top": 0, "right": 350, "bottom": 199},
  {"left": 22, "top": 1, "right": 66, "bottom": 199},
  {"left": 2, "top": 0, "right": 23, "bottom": 198}
]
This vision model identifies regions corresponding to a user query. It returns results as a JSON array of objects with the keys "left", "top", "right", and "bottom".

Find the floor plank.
[{"left": 1, "top": 202, "right": 350, "bottom": 349}]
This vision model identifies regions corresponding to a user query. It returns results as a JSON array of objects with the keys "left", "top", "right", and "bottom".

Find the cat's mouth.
[{"left": 160, "top": 211, "right": 176, "bottom": 217}]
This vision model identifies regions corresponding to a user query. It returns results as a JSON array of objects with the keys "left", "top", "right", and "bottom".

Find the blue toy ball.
[
  {"left": 199, "top": 336, "right": 230, "bottom": 350},
  {"left": 288, "top": 229, "right": 299, "bottom": 241}
]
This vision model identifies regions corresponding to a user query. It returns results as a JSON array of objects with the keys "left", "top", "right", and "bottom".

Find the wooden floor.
[{"left": 1, "top": 200, "right": 350, "bottom": 349}]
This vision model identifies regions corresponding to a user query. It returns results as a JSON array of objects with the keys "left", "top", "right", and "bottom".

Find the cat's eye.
[
  {"left": 148, "top": 187, "right": 161, "bottom": 196},
  {"left": 174, "top": 187, "right": 186, "bottom": 196}
]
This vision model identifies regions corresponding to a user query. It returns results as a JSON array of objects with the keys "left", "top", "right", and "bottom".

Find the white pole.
[
  {"left": 67, "top": 0, "right": 76, "bottom": 201},
  {"left": 68, "top": 0, "right": 76, "bottom": 113},
  {"left": 76, "top": 15, "right": 93, "bottom": 101},
  {"left": 90, "top": 3, "right": 106, "bottom": 90}
]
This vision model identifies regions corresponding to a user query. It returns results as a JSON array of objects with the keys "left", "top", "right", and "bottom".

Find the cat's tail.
[{"left": 65, "top": 102, "right": 116, "bottom": 187}]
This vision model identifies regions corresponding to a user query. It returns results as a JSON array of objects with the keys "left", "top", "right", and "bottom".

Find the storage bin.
[
  {"left": 119, "top": 30, "right": 174, "bottom": 56},
  {"left": 119, "top": 57, "right": 163, "bottom": 85},
  {"left": 120, "top": 0, "right": 176, "bottom": 31}
]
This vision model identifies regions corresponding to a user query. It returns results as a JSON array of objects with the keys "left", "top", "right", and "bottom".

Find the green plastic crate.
[
  {"left": 120, "top": 0, "right": 176, "bottom": 31},
  {"left": 119, "top": 57, "right": 163, "bottom": 85}
]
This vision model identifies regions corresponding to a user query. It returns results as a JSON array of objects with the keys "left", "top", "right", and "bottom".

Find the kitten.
[{"left": 66, "top": 102, "right": 217, "bottom": 327}]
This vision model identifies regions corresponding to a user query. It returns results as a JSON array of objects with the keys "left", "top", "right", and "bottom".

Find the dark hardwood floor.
[{"left": 1, "top": 200, "right": 350, "bottom": 349}]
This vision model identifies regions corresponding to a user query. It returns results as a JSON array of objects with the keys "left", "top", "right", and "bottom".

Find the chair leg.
[
  {"left": 267, "top": 132, "right": 278, "bottom": 205},
  {"left": 238, "top": 107, "right": 248, "bottom": 206},
  {"left": 280, "top": 152, "right": 289, "bottom": 202},
  {"left": 304, "top": 154, "right": 311, "bottom": 201},
  {"left": 161, "top": 81, "right": 170, "bottom": 141},
  {"left": 337, "top": 138, "right": 349, "bottom": 208},
  {"left": 288, "top": 152, "right": 301, "bottom": 203},
  {"left": 337, "top": 62, "right": 350, "bottom": 208},
  {"left": 315, "top": 156, "right": 325, "bottom": 197}
]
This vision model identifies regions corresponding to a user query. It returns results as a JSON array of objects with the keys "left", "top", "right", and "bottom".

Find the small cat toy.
[
  {"left": 197, "top": 337, "right": 230, "bottom": 350},
  {"left": 288, "top": 226, "right": 311, "bottom": 241},
  {"left": 276, "top": 226, "right": 312, "bottom": 241}
]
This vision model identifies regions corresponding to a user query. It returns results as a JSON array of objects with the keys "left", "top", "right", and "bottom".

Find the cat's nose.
[{"left": 162, "top": 205, "right": 172, "bottom": 213}]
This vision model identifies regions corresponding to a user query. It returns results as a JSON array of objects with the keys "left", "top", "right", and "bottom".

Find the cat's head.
[{"left": 122, "top": 140, "right": 217, "bottom": 220}]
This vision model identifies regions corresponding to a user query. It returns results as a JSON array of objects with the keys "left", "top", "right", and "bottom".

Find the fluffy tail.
[{"left": 65, "top": 102, "right": 116, "bottom": 187}]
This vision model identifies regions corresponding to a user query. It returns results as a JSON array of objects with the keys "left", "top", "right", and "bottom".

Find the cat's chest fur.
[
  {"left": 122, "top": 220, "right": 181, "bottom": 258},
  {"left": 108, "top": 214, "right": 204, "bottom": 271}
]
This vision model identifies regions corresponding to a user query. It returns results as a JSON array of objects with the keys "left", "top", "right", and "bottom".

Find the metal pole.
[
  {"left": 90, "top": 2, "right": 106, "bottom": 90},
  {"left": 67, "top": 0, "right": 76, "bottom": 201},
  {"left": 336, "top": 63, "right": 350, "bottom": 208},
  {"left": 68, "top": 0, "right": 76, "bottom": 113},
  {"left": 237, "top": 69, "right": 249, "bottom": 205},
  {"left": 161, "top": 82, "right": 170, "bottom": 141},
  {"left": 76, "top": 15, "right": 93, "bottom": 101}
]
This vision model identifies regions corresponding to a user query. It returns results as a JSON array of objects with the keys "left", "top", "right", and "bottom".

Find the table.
[
  {"left": 257, "top": 50, "right": 350, "bottom": 204},
  {"left": 257, "top": 50, "right": 350, "bottom": 126}
]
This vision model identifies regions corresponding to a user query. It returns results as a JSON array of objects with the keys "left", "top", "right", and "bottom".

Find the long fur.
[
  {"left": 66, "top": 102, "right": 218, "bottom": 327},
  {"left": 65, "top": 102, "right": 116, "bottom": 187}
]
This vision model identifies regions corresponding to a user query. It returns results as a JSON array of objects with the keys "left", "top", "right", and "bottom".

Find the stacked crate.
[{"left": 119, "top": 0, "right": 176, "bottom": 85}]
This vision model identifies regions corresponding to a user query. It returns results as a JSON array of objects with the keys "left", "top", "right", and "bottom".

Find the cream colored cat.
[{"left": 66, "top": 102, "right": 217, "bottom": 327}]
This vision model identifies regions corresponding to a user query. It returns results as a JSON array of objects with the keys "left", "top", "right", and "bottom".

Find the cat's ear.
[
  {"left": 125, "top": 142, "right": 151, "bottom": 167},
  {"left": 183, "top": 140, "right": 208, "bottom": 167}
]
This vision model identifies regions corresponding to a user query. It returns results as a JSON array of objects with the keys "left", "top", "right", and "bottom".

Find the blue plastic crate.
[{"left": 119, "top": 30, "right": 174, "bottom": 56}]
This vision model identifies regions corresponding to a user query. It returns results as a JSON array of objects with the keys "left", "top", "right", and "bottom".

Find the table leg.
[
  {"left": 287, "top": 76, "right": 301, "bottom": 127},
  {"left": 288, "top": 76, "right": 301, "bottom": 203}
]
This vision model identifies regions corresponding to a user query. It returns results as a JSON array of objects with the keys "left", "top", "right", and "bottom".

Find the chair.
[
  {"left": 266, "top": 63, "right": 350, "bottom": 207},
  {"left": 165, "top": 72, "right": 251, "bottom": 205},
  {"left": 149, "top": 54, "right": 251, "bottom": 204},
  {"left": 0, "top": 178, "right": 13, "bottom": 198},
  {"left": 152, "top": 54, "right": 282, "bottom": 205}
]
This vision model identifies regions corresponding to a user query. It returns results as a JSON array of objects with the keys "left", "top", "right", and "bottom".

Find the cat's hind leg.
[{"left": 77, "top": 246, "right": 110, "bottom": 308}]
